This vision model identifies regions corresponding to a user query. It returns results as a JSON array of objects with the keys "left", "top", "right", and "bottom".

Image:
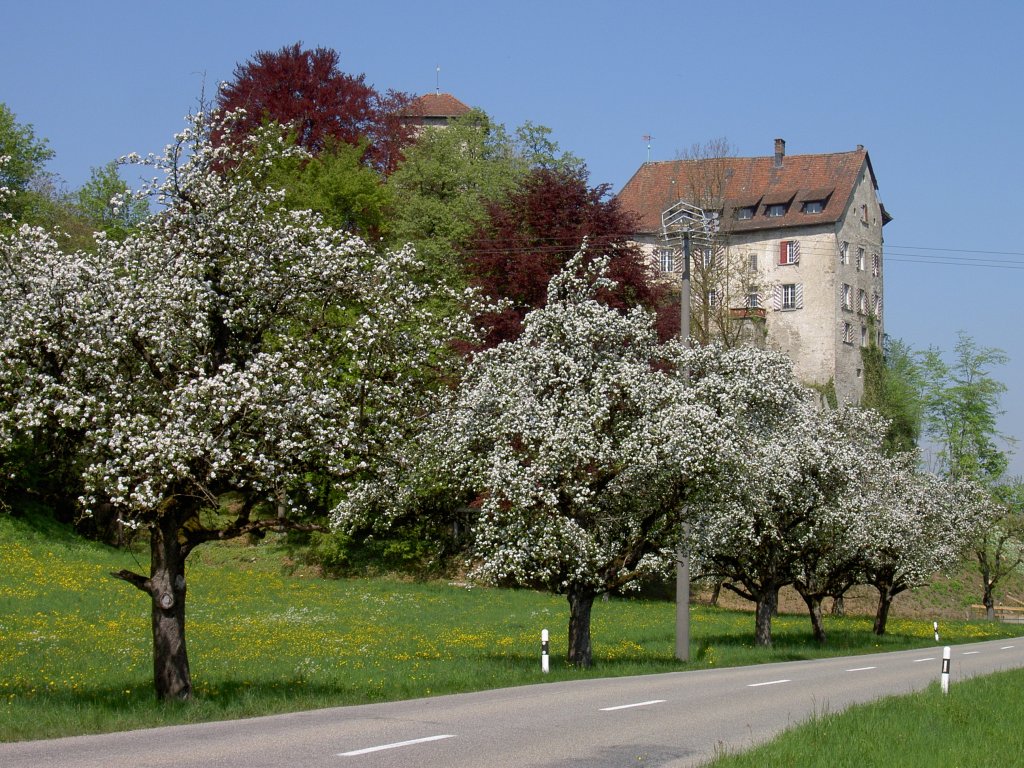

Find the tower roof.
[{"left": 402, "top": 93, "right": 472, "bottom": 119}]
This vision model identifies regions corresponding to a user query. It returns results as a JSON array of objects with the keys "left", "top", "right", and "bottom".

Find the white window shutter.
[
  {"left": 795, "top": 284, "right": 804, "bottom": 309},
  {"left": 773, "top": 285, "right": 783, "bottom": 310}
]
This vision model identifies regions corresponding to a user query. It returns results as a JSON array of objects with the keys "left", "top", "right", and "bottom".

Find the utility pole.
[
  {"left": 662, "top": 200, "right": 712, "bottom": 663},
  {"left": 675, "top": 231, "right": 691, "bottom": 662}
]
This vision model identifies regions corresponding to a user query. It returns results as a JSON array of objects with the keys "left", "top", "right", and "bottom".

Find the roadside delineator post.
[
  {"left": 933, "top": 621, "right": 940, "bottom": 643},
  {"left": 941, "top": 646, "right": 951, "bottom": 694},
  {"left": 541, "top": 629, "right": 550, "bottom": 674}
]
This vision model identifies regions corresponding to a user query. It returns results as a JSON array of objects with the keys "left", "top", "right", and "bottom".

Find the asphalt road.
[{"left": 4, "top": 638, "right": 1023, "bottom": 768}]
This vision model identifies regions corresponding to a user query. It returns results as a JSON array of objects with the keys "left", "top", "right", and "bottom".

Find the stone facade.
[{"left": 617, "top": 140, "right": 890, "bottom": 404}]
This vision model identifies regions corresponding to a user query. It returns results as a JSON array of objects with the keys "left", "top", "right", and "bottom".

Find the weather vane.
[{"left": 643, "top": 134, "right": 654, "bottom": 164}]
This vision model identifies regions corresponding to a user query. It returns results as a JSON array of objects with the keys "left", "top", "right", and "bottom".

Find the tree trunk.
[
  {"left": 980, "top": 563, "right": 995, "bottom": 621},
  {"left": 754, "top": 590, "right": 776, "bottom": 647},
  {"left": 831, "top": 595, "right": 845, "bottom": 616},
  {"left": 567, "top": 585, "right": 596, "bottom": 668},
  {"left": 802, "top": 593, "right": 826, "bottom": 644},
  {"left": 710, "top": 580, "right": 723, "bottom": 607},
  {"left": 794, "top": 573, "right": 827, "bottom": 644},
  {"left": 873, "top": 581, "right": 894, "bottom": 636},
  {"left": 150, "top": 510, "right": 192, "bottom": 700},
  {"left": 983, "top": 581, "right": 996, "bottom": 621},
  {"left": 114, "top": 503, "right": 193, "bottom": 701}
]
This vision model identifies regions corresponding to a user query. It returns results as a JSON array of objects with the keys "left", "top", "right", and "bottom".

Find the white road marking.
[
  {"left": 963, "top": 651, "right": 980, "bottom": 655},
  {"left": 747, "top": 679, "right": 790, "bottom": 687},
  {"left": 912, "top": 657, "right": 935, "bottom": 663},
  {"left": 1001, "top": 645, "right": 1015, "bottom": 650},
  {"left": 846, "top": 666, "right": 877, "bottom": 672},
  {"left": 338, "top": 735, "right": 455, "bottom": 756},
  {"left": 600, "top": 700, "right": 666, "bottom": 711}
]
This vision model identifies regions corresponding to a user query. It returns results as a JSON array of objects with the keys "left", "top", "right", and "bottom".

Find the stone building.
[{"left": 616, "top": 139, "right": 891, "bottom": 404}]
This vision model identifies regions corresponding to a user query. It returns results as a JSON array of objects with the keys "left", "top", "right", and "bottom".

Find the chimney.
[{"left": 774, "top": 138, "right": 785, "bottom": 168}]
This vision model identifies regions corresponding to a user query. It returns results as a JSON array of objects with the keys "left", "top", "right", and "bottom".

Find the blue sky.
[{"left": 5, "top": 0, "right": 1023, "bottom": 473}]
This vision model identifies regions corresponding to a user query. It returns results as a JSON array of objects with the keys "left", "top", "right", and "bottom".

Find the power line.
[
  {"left": 454, "top": 234, "right": 1024, "bottom": 271},
  {"left": 888, "top": 244, "right": 1024, "bottom": 258}
]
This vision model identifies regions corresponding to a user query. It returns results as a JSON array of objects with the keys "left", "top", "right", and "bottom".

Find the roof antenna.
[
  {"left": 643, "top": 134, "right": 654, "bottom": 164},
  {"left": 435, "top": 65, "right": 441, "bottom": 96}
]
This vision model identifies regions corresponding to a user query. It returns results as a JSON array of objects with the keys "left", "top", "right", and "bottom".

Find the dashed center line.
[
  {"left": 748, "top": 679, "right": 791, "bottom": 688},
  {"left": 846, "top": 666, "right": 877, "bottom": 672},
  {"left": 338, "top": 735, "right": 455, "bottom": 756},
  {"left": 600, "top": 699, "right": 666, "bottom": 711},
  {"left": 963, "top": 651, "right": 980, "bottom": 655},
  {"left": 1001, "top": 645, "right": 1016, "bottom": 650},
  {"left": 912, "top": 657, "right": 936, "bottom": 663}
]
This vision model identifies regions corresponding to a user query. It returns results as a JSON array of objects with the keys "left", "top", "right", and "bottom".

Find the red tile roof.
[
  {"left": 402, "top": 93, "right": 473, "bottom": 119},
  {"left": 616, "top": 146, "right": 877, "bottom": 235}
]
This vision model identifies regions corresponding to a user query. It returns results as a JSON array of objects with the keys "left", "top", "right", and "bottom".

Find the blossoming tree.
[
  {"left": 688, "top": 392, "right": 885, "bottom": 646},
  {"left": 859, "top": 457, "right": 985, "bottom": 635},
  {"left": 386, "top": 254, "right": 801, "bottom": 667},
  {"left": 0, "top": 113, "right": 468, "bottom": 700}
]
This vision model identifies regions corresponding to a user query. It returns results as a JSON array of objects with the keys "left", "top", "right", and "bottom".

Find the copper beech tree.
[
  {"left": 0, "top": 112, "right": 470, "bottom": 700},
  {"left": 216, "top": 43, "right": 414, "bottom": 174},
  {"left": 462, "top": 167, "right": 674, "bottom": 346}
]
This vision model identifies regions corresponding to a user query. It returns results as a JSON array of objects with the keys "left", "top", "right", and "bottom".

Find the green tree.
[
  {"left": 386, "top": 109, "right": 581, "bottom": 288},
  {"left": 0, "top": 103, "right": 55, "bottom": 225},
  {"left": 862, "top": 336, "right": 924, "bottom": 453},
  {"left": 919, "top": 332, "right": 1020, "bottom": 618},
  {"left": 265, "top": 138, "right": 391, "bottom": 239},
  {"left": 920, "top": 333, "right": 1011, "bottom": 482},
  {"left": 71, "top": 161, "right": 149, "bottom": 241}
]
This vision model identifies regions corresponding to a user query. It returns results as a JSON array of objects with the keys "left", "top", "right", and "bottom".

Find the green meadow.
[
  {"left": 3, "top": 511, "right": 1023, "bottom": 742},
  {"left": 705, "top": 668, "right": 1024, "bottom": 767}
]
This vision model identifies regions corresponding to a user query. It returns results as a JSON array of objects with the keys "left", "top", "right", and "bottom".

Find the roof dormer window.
[
  {"left": 802, "top": 200, "right": 824, "bottom": 214},
  {"left": 766, "top": 203, "right": 787, "bottom": 217},
  {"left": 737, "top": 206, "right": 755, "bottom": 220}
]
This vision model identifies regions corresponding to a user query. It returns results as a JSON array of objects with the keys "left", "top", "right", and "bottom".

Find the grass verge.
[
  {"left": 3, "top": 511, "right": 1023, "bottom": 742},
  {"left": 704, "top": 668, "right": 1024, "bottom": 767}
]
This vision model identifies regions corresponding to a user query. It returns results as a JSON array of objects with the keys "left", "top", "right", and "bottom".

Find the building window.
[
  {"left": 839, "top": 241, "right": 849, "bottom": 265},
  {"left": 767, "top": 203, "right": 787, "bottom": 217},
  {"left": 841, "top": 283, "right": 852, "bottom": 311},
  {"left": 861, "top": 325, "right": 868, "bottom": 347},
  {"left": 861, "top": 203, "right": 869, "bottom": 223},
  {"left": 842, "top": 322, "right": 854, "bottom": 344},
  {"left": 858, "top": 288, "right": 867, "bottom": 315},
  {"left": 802, "top": 200, "right": 824, "bottom": 214},
  {"left": 737, "top": 206, "right": 755, "bottom": 220},
  {"left": 707, "top": 288, "right": 718, "bottom": 308},
  {"left": 660, "top": 249, "right": 674, "bottom": 272},
  {"left": 857, "top": 247, "right": 865, "bottom": 271},
  {"left": 749, "top": 252, "right": 758, "bottom": 272},
  {"left": 779, "top": 240, "right": 800, "bottom": 265},
  {"left": 872, "top": 252, "right": 881, "bottom": 277},
  {"left": 873, "top": 293, "right": 883, "bottom": 318},
  {"left": 775, "top": 283, "right": 802, "bottom": 311},
  {"left": 747, "top": 292, "right": 761, "bottom": 309},
  {"left": 701, "top": 248, "right": 715, "bottom": 269}
]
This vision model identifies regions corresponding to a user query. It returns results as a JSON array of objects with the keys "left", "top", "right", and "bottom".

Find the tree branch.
[
  {"left": 111, "top": 569, "right": 152, "bottom": 595},
  {"left": 722, "top": 581, "right": 754, "bottom": 602}
]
